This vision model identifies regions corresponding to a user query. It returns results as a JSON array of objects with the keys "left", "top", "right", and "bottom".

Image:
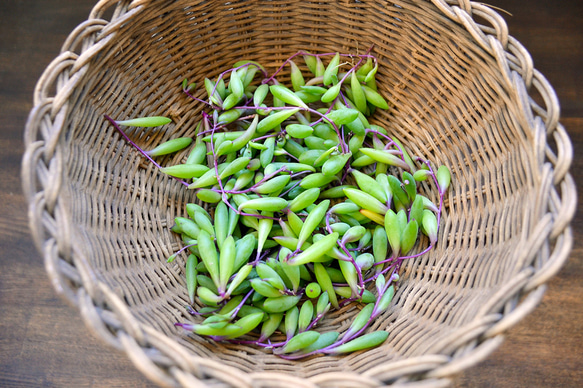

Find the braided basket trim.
[{"left": 22, "top": 0, "right": 576, "bottom": 387}]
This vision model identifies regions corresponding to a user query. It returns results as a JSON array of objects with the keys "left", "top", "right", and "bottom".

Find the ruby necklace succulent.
[{"left": 106, "top": 48, "right": 451, "bottom": 358}]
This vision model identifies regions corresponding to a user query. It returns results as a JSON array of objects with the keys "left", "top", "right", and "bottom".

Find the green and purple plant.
[{"left": 105, "top": 48, "right": 451, "bottom": 358}]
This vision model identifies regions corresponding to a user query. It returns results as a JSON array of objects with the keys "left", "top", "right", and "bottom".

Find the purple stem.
[
  {"left": 182, "top": 87, "right": 213, "bottom": 107},
  {"left": 174, "top": 322, "right": 195, "bottom": 330},
  {"left": 103, "top": 114, "right": 190, "bottom": 187},
  {"left": 104, "top": 114, "right": 162, "bottom": 169},
  {"left": 325, "top": 212, "right": 334, "bottom": 235},
  {"left": 304, "top": 310, "right": 327, "bottom": 332},
  {"left": 185, "top": 305, "right": 219, "bottom": 316},
  {"left": 279, "top": 179, "right": 303, "bottom": 198},
  {"left": 227, "top": 289, "right": 254, "bottom": 316},
  {"left": 227, "top": 337, "right": 287, "bottom": 348},
  {"left": 251, "top": 132, "right": 281, "bottom": 143},
  {"left": 169, "top": 242, "right": 198, "bottom": 260},
  {"left": 372, "top": 245, "right": 434, "bottom": 268}
]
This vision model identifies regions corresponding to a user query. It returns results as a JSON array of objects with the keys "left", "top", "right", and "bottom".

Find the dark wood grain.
[
  {"left": 1, "top": 1, "right": 580, "bottom": 387},
  {"left": 452, "top": 1, "right": 583, "bottom": 386},
  {"left": 0, "top": 1, "right": 157, "bottom": 387}
]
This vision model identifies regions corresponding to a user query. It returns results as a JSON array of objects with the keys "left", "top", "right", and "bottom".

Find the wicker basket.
[{"left": 22, "top": 0, "right": 576, "bottom": 386}]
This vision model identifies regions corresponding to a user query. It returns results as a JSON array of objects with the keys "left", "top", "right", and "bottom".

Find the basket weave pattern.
[{"left": 22, "top": 0, "right": 576, "bottom": 387}]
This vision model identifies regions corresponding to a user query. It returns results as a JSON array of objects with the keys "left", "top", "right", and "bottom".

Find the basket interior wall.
[{"left": 61, "top": 0, "right": 538, "bottom": 376}]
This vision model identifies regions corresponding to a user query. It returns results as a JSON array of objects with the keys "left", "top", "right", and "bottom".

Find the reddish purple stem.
[{"left": 103, "top": 114, "right": 190, "bottom": 187}]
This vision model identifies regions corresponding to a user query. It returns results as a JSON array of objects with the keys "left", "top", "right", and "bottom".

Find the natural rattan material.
[{"left": 22, "top": 0, "right": 576, "bottom": 387}]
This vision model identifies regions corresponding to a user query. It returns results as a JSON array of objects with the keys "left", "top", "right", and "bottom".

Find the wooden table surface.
[{"left": 1, "top": 0, "right": 581, "bottom": 387}]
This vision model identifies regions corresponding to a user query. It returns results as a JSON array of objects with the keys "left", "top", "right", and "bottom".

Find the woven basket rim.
[{"left": 21, "top": 0, "right": 576, "bottom": 387}]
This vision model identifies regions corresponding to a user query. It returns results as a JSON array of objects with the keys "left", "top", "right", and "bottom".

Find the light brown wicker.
[{"left": 22, "top": 0, "right": 576, "bottom": 387}]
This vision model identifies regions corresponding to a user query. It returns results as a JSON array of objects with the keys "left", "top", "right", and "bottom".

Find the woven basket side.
[{"left": 22, "top": 0, "right": 576, "bottom": 387}]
